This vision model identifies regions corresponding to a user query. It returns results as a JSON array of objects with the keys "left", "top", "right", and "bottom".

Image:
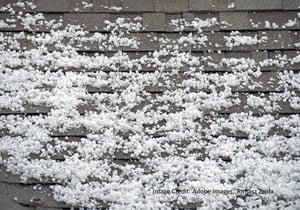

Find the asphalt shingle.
[
  {"left": 122, "top": 0, "right": 155, "bottom": 12},
  {"left": 143, "top": 13, "right": 165, "bottom": 31},
  {"left": 220, "top": 12, "right": 250, "bottom": 30},
  {"left": 155, "top": 0, "right": 188, "bottom": 12},
  {"left": 234, "top": 0, "right": 282, "bottom": 10}
]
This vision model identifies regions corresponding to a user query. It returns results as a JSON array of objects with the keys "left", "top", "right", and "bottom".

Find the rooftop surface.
[{"left": 0, "top": 0, "right": 300, "bottom": 209}]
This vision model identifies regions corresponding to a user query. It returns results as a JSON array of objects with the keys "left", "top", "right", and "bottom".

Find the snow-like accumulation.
[
  {"left": 224, "top": 31, "right": 268, "bottom": 49},
  {"left": 0, "top": 1, "right": 300, "bottom": 210}
]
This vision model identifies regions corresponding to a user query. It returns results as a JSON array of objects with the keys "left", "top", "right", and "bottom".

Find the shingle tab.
[
  {"left": 252, "top": 50, "right": 268, "bottom": 61},
  {"left": 155, "top": 0, "right": 188, "bottom": 12},
  {"left": 193, "top": 13, "right": 220, "bottom": 31},
  {"left": 64, "top": 13, "right": 110, "bottom": 31},
  {"left": 291, "top": 31, "right": 300, "bottom": 48},
  {"left": 211, "top": 0, "right": 235, "bottom": 11},
  {"left": 248, "top": 12, "right": 299, "bottom": 30},
  {"left": 282, "top": 50, "right": 300, "bottom": 70},
  {"left": 258, "top": 31, "right": 293, "bottom": 50},
  {"left": 224, "top": 31, "right": 259, "bottom": 51},
  {"left": 180, "top": 13, "right": 194, "bottom": 31},
  {"left": 0, "top": 13, "right": 22, "bottom": 31},
  {"left": 189, "top": 0, "right": 212, "bottom": 11},
  {"left": 0, "top": 0, "right": 36, "bottom": 12},
  {"left": 220, "top": 12, "right": 250, "bottom": 30},
  {"left": 234, "top": 0, "right": 282, "bottom": 10},
  {"left": 122, "top": 0, "right": 155, "bottom": 12},
  {"left": 143, "top": 13, "right": 165, "bottom": 31},
  {"left": 282, "top": 0, "right": 300, "bottom": 10},
  {"left": 192, "top": 32, "right": 226, "bottom": 51},
  {"left": 36, "top": 0, "right": 70, "bottom": 12},
  {"left": 158, "top": 33, "right": 192, "bottom": 51},
  {"left": 269, "top": 50, "right": 300, "bottom": 70},
  {"left": 92, "top": 0, "right": 121, "bottom": 12},
  {"left": 70, "top": 0, "right": 93, "bottom": 12},
  {"left": 165, "top": 14, "right": 182, "bottom": 31},
  {"left": 123, "top": 33, "right": 159, "bottom": 51}
]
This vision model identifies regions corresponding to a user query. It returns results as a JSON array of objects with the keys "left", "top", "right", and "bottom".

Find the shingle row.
[
  {"left": 0, "top": 11, "right": 299, "bottom": 32},
  {"left": 1, "top": 0, "right": 299, "bottom": 13}
]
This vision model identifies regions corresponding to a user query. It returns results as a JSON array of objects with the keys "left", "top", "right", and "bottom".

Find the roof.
[{"left": 0, "top": 0, "right": 299, "bottom": 209}]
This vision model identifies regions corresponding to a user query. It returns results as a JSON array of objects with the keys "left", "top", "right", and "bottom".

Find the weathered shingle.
[
  {"left": 155, "top": 0, "right": 188, "bottom": 12},
  {"left": 248, "top": 12, "right": 299, "bottom": 30},
  {"left": 64, "top": 13, "right": 110, "bottom": 31},
  {"left": 251, "top": 51, "right": 269, "bottom": 69},
  {"left": 165, "top": 14, "right": 182, "bottom": 31},
  {"left": 193, "top": 13, "right": 220, "bottom": 31},
  {"left": 143, "top": 13, "right": 165, "bottom": 31},
  {"left": 279, "top": 50, "right": 300, "bottom": 70},
  {"left": 0, "top": 13, "right": 23, "bottom": 31},
  {"left": 0, "top": 0, "right": 36, "bottom": 12},
  {"left": 122, "top": 0, "right": 155, "bottom": 11},
  {"left": 225, "top": 31, "right": 259, "bottom": 51},
  {"left": 211, "top": 0, "right": 235, "bottom": 11},
  {"left": 36, "top": 0, "right": 70, "bottom": 12},
  {"left": 282, "top": 0, "right": 300, "bottom": 10},
  {"left": 192, "top": 32, "right": 226, "bottom": 51},
  {"left": 220, "top": 12, "right": 250, "bottom": 30},
  {"left": 36, "top": 0, "right": 95, "bottom": 12},
  {"left": 234, "top": 0, "right": 282, "bottom": 10},
  {"left": 258, "top": 31, "right": 294, "bottom": 50},
  {"left": 70, "top": 0, "right": 93, "bottom": 12},
  {"left": 123, "top": 33, "right": 159, "bottom": 51},
  {"left": 92, "top": 0, "right": 121, "bottom": 12},
  {"left": 291, "top": 31, "right": 300, "bottom": 48},
  {"left": 189, "top": 0, "right": 212, "bottom": 11},
  {"left": 158, "top": 33, "right": 192, "bottom": 51}
]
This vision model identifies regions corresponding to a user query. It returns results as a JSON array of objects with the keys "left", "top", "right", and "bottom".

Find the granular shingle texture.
[{"left": 0, "top": 0, "right": 299, "bottom": 210}]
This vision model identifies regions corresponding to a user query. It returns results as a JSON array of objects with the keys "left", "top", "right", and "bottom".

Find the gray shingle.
[
  {"left": 224, "top": 52, "right": 251, "bottom": 59},
  {"left": 34, "top": 14, "right": 65, "bottom": 31},
  {"left": 211, "top": 0, "right": 235, "bottom": 11},
  {"left": 201, "top": 52, "right": 225, "bottom": 71},
  {"left": 143, "top": 13, "right": 165, "bottom": 31},
  {"left": 220, "top": 12, "right": 250, "bottom": 30},
  {"left": 1, "top": 32, "right": 29, "bottom": 50},
  {"left": 251, "top": 51, "right": 269, "bottom": 70},
  {"left": 70, "top": 0, "right": 93, "bottom": 12},
  {"left": 193, "top": 13, "right": 220, "bottom": 31},
  {"left": 165, "top": 14, "right": 182, "bottom": 31},
  {"left": 155, "top": 0, "right": 188, "bottom": 12},
  {"left": 248, "top": 12, "right": 299, "bottom": 30},
  {"left": 64, "top": 13, "right": 110, "bottom": 31},
  {"left": 121, "top": 0, "right": 155, "bottom": 12},
  {"left": 251, "top": 50, "right": 268, "bottom": 62},
  {"left": 0, "top": 0, "right": 36, "bottom": 12},
  {"left": 0, "top": 13, "right": 22, "bottom": 31},
  {"left": 189, "top": 0, "right": 212, "bottom": 11},
  {"left": 36, "top": 0, "right": 70, "bottom": 12},
  {"left": 158, "top": 33, "right": 192, "bottom": 51},
  {"left": 192, "top": 32, "right": 226, "bottom": 51},
  {"left": 123, "top": 33, "right": 159, "bottom": 51},
  {"left": 224, "top": 31, "right": 259, "bottom": 51},
  {"left": 282, "top": 0, "right": 300, "bottom": 10},
  {"left": 181, "top": 13, "right": 195, "bottom": 31},
  {"left": 266, "top": 50, "right": 300, "bottom": 70},
  {"left": 92, "top": 0, "right": 121, "bottom": 12},
  {"left": 291, "top": 31, "right": 300, "bottom": 48},
  {"left": 182, "top": 12, "right": 194, "bottom": 22},
  {"left": 234, "top": 0, "right": 282, "bottom": 10},
  {"left": 258, "top": 31, "right": 293, "bottom": 50}
]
